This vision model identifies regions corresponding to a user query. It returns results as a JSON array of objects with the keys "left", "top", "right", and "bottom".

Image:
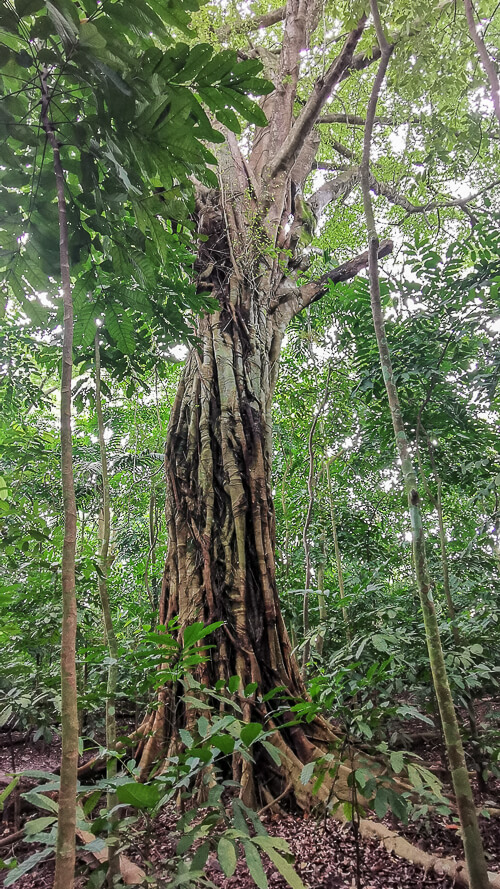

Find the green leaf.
[
  {"left": 300, "top": 761, "right": 315, "bottom": 785},
  {"left": 0, "top": 477, "right": 8, "bottom": 501},
  {"left": 389, "top": 792, "right": 408, "bottom": 823},
  {"left": 240, "top": 723, "right": 262, "bottom": 747},
  {"left": 228, "top": 675, "right": 240, "bottom": 693},
  {"left": 105, "top": 305, "right": 135, "bottom": 356},
  {"left": 218, "top": 836, "right": 237, "bottom": 877},
  {"left": 266, "top": 847, "right": 305, "bottom": 889},
  {"left": 22, "top": 791, "right": 58, "bottom": 814},
  {"left": 371, "top": 634, "right": 388, "bottom": 652},
  {"left": 182, "top": 621, "right": 222, "bottom": 649},
  {"left": 389, "top": 750, "right": 405, "bottom": 775},
  {"left": 243, "top": 840, "right": 268, "bottom": 889},
  {"left": 74, "top": 300, "right": 99, "bottom": 349},
  {"left": 214, "top": 107, "right": 241, "bottom": 134},
  {"left": 4, "top": 847, "right": 53, "bottom": 886},
  {"left": 211, "top": 734, "right": 235, "bottom": 754},
  {"left": 469, "top": 644, "right": 483, "bottom": 655},
  {"left": 374, "top": 788, "right": 389, "bottom": 819},
  {"left": 24, "top": 816, "right": 57, "bottom": 836},
  {"left": 191, "top": 840, "right": 210, "bottom": 871},
  {"left": 115, "top": 781, "right": 160, "bottom": 809},
  {"left": 179, "top": 729, "right": 193, "bottom": 747},
  {"left": 0, "top": 777, "right": 20, "bottom": 811},
  {"left": 79, "top": 21, "right": 107, "bottom": 51},
  {"left": 261, "top": 740, "right": 281, "bottom": 766}
]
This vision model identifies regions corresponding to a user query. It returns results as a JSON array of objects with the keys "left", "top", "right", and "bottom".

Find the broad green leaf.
[
  {"left": 389, "top": 750, "right": 405, "bottom": 775},
  {"left": 74, "top": 300, "right": 99, "bottom": 349},
  {"left": 105, "top": 305, "right": 135, "bottom": 356},
  {"left": 217, "top": 836, "right": 237, "bottom": 878},
  {"left": 243, "top": 840, "right": 267, "bottom": 889},
  {"left": 116, "top": 781, "right": 160, "bottom": 809},
  {"left": 4, "top": 847, "right": 53, "bottom": 886},
  {"left": 240, "top": 723, "right": 262, "bottom": 747},
  {"left": 266, "top": 846, "right": 306, "bottom": 889},
  {"left": 24, "top": 816, "right": 57, "bottom": 836},
  {"left": 211, "top": 734, "right": 235, "bottom": 754},
  {"left": 22, "top": 791, "right": 58, "bottom": 814}
]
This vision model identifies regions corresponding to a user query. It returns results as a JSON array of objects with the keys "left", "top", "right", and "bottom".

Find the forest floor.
[{"left": 1, "top": 703, "right": 500, "bottom": 889}]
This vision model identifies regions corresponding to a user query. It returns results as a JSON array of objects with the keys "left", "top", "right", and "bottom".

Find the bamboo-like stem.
[
  {"left": 40, "top": 67, "right": 78, "bottom": 889},
  {"left": 360, "top": 4, "right": 490, "bottom": 887},
  {"left": 94, "top": 334, "right": 120, "bottom": 887}
]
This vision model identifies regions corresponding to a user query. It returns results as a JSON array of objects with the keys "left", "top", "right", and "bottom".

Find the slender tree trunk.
[
  {"left": 417, "top": 429, "right": 487, "bottom": 788},
  {"left": 315, "top": 531, "right": 327, "bottom": 656},
  {"left": 94, "top": 335, "right": 120, "bottom": 887},
  {"left": 40, "top": 68, "right": 78, "bottom": 889},
  {"left": 325, "top": 458, "right": 350, "bottom": 640},
  {"left": 435, "top": 480, "right": 487, "bottom": 792},
  {"left": 302, "top": 371, "right": 330, "bottom": 674},
  {"left": 360, "top": 5, "right": 490, "bottom": 886}
]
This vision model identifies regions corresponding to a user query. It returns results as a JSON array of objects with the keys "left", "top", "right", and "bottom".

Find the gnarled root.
[{"left": 335, "top": 814, "right": 500, "bottom": 889}]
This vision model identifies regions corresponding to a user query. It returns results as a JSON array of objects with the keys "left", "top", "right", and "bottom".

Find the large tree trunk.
[
  {"left": 138, "top": 178, "right": 368, "bottom": 804},
  {"left": 138, "top": 7, "right": 389, "bottom": 807}
]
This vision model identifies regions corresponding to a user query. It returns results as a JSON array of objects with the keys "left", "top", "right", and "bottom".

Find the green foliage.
[
  {"left": 0, "top": 0, "right": 271, "bottom": 363},
  {"left": 6, "top": 644, "right": 305, "bottom": 889}
]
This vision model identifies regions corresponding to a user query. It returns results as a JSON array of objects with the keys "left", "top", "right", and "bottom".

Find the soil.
[{"left": 1, "top": 708, "right": 499, "bottom": 889}]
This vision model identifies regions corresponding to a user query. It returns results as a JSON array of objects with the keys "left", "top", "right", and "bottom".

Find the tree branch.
[
  {"left": 308, "top": 168, "right": 416, "bottom": 217},
  {"left": 266, "top": 16, "right": 367, "bottom": 180},
  {"left": 308, "top": 161, "right": 498, "bottom": 225},
  {"left": 269, "top": 239, "right": 394, "bottom": 318},
  {"left": 218, "top": 6, "right": 286, "bottom": 40},
  {"left": 463, "top": 0, "right": 500, "bottom": 126},
  {"left": 317, "top": 112, "right": 393, "bottom": 126},
  {"left": 308, "top": 167, "right": 361, "bottom": 217}
]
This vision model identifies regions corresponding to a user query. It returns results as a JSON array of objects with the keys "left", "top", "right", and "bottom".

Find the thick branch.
[
  {"left": 308, "top": 162, "right": 500, "bottom": 220},
  {"left": 463, "top": 0, "right": 500, "bottom": 126},
  {"left": 266, "top": 17, "right": 367, "bottom": 180},
  {"left": 308, "top": 167, "right": 361, "bottom": 217}
]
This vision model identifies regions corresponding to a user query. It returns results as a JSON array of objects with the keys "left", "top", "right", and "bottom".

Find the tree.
[
  {"left": 138, "top": 0, "right": 500, "bottom": 814},
  {"left": 359, "top": 4, "right": 489, "bottom": 880},
  {"left": 0, "top": 0, "right": 271, "bottom": 883}
]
